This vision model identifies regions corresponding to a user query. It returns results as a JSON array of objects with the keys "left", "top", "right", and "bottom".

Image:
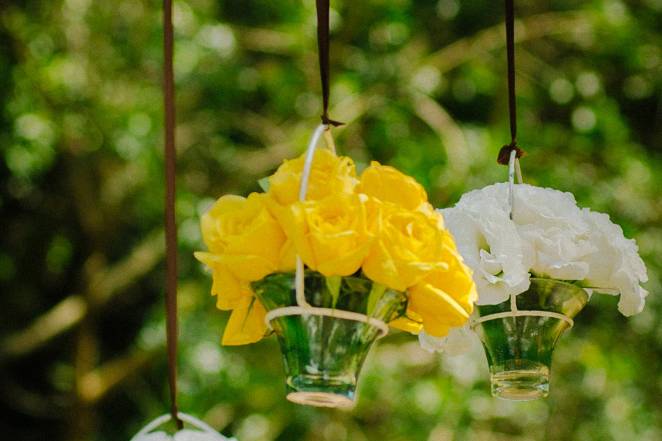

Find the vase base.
[
  {"left": 286, "top": 373, "right": 356, "bottom": 408},
  {"left": 490, "top": 367, "right": 549, "bottom": 401},
  {"left": 287, "top": 391, "right": 354, "bottom": 408}
]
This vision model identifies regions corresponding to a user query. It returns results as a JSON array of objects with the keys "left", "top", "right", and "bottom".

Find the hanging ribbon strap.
[
  {"left": 497, "top": 0, "right": 525, "bottom": 165},
  {"left": 162, "top": 0, "right": 182, "bottom": 430},
  {"left": 316, "top": 0, "right": 343, "bottom": 127}
]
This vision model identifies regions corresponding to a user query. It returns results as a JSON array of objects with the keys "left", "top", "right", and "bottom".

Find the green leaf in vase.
[
  {"left": 258, "top": 176, "right": 270, "bottom": 192},
  {"left": 367, "top": 283, "right": 387, "bottom": 317},
  {"left": 326, "top": 275, "right": 342, "bottom": 308}
]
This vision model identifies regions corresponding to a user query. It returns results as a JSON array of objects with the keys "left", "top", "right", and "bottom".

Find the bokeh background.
[{"left": 1, "top": 0, "right": 661, "bottom": 440}]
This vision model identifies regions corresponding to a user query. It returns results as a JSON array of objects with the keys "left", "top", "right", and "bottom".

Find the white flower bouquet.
[
  {"left": 425, "top": 182, "right": 649, "bottom": 400},
  {"left": 441, "top": 183, "right": 648, "bottom": 315}
]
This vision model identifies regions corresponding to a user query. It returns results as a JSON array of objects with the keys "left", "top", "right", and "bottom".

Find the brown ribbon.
[
  {"left": 162, "top": 0, "right": 182, "bottom": 430},
  {"left": 316, "top": 0, "right": 343, "bottom": 126},
  {"left": 497, "top": 0, "right": 526, "bottom": 165}
]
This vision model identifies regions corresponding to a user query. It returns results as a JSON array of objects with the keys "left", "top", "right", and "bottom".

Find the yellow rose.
[
  {"left": 357, "top": 162, "right": 428, "bottom": 211},
  {"left": 268, "top": 148, "right": 357, "bottom": 207},
  {"left": 221, "top": 297, "right": 268, "bottom": 346},
  {"left": 199, "top": 195, "right": 245, "bottom": 254},
  {"left": 197, "top": 192, "right": 286, "bottom": 282},
  {"left": 363, "top": 206, "right": 450, "bottom": 292},
  {"left": 408, "top": 251, "right": 477, "bottom": 337},
  {"left": 280, "top": 193, "right": 375, "bottom": 276}
]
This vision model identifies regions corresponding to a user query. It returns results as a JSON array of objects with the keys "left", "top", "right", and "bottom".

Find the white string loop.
[
  {"left": 265, "top": 124, "right": 389, "bottom": 336},
  {"left": 131, "top": 412, "right": 237, "bottom": 441}
]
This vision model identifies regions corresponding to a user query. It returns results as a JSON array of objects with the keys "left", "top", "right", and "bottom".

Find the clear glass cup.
[
  {"left": 253, "top": 271, "right": 406, "bottom": 408},
  {"left": 473, "top": 278, "right": 589, "bottom": 401}
]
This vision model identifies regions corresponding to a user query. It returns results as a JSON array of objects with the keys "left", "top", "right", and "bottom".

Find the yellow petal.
[
  {"left": 221, "top": 298, "right": 268, "bottom": 346},
  {"left": 357, "top": 162, "right": 428, "bottom": 211},
  {"left": 268, "top": 149, "right": 357, "bottom": 206},
  {"left": 220, "top": 254, "right": 277, "bottom": 282},
  {"left": 198, "top": 193, "right": 286, "bottom": 283},
  {"left": 313, "top": 230, "right": 373, "bottom": 276},
  {"left": 224, "top": 195, "right": 286, "bottom": 264},
  {"left": 212, "top": 270, "right": 253, "bottom": 310},
  {"left": 418, "top": 319, "right": 451, "bottom": 338},
  {"left": 408, "top": 282, "right": 471, "bottom": 337},
  {"left": 281, "top": 194, "right": 374, "bottom": 276},
  {"left": 362, "top": 239, "right": 408, "bottom": 291},
  {"left": 425, "top": 256, "right": 477, "bottom": 315},
  {"left": 362, "top": 208, "right": 448, "bottom": 291},
  {"left": 278, "top": 239, "right": 297, "bottom": 272},
  {"left": 283, "top": 202, "right": 317, "bottom": 269},
  {"left": 200, "top": 195, "right": 246, "bottom": 253},
  {"left": 195, "top": 252, "right": 252, "bottom": 310},
  {"left": 316, "top": 245, "right": 371, "bottom": 276},
  {"left": 389, "top": 316, "right": 423, "bottom": 334},
  {"left": 194, "top": 251, "right": 219, "bottom": 267}
]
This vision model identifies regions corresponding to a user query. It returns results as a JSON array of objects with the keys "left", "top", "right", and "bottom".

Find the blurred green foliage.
[{"left": 0, "top": 0, "right": 661, "bottom": 440}]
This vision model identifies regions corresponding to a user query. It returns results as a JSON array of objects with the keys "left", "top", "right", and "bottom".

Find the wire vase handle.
[{"left": 263, "top": 124, "right": 390, "bottom": 337}]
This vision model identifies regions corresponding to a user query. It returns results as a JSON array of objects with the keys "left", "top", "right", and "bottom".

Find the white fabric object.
[
  {"left": 440, "top": 182, "right": 648, "bottom": 315},
  {"left": 131, "top": 413, "right": 236, "bottom": 441}
]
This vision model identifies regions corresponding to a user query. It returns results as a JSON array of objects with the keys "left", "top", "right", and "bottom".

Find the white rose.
[
  {"left": 441, "top": 183, "right": 648, "bottom": 315},
  {"left": 442, "top": 197, "right": 530, "bottom": 305}
]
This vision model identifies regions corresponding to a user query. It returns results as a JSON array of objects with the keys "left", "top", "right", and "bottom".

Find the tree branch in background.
[
  {"left": 423, "top": 12, "right": 590, "bottom": 74},
  {"left": 410, "top": 91, "right": 471, "bottom": 178},
  {"left": 1, "top": 295, "right": 88, "bottom": 359},
  {"left": 77, "top": 347, "right": 159, "bottom": 405},
  {"left": 234, "top": 26, "right": 299, "bottom": 54},
  {"left": 88, "top": 230, "right": 165, "bottom": 306},
  {"left": 1, "top": 230, "right": 164, "bottom": 360}
]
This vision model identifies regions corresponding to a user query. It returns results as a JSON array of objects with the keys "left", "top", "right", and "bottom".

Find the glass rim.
[{"left": 255, "top": 270, "right": 407, "bottom": 295}]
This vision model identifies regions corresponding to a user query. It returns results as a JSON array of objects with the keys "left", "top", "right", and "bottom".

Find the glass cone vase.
[
  {"left": 252, "top": 271, "right": 406, "bottom": 408},
  {"left": 473, "top": 278, "right": 588, "bottom": 401}
]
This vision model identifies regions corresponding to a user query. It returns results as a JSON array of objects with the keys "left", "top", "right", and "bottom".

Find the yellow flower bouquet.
[{"left": 196, "top": 128, "right": 476, "bottom": 407}]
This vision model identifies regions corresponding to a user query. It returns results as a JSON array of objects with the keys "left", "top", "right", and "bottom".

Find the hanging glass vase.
[
  {"left": 472, "top": 277, "right": 588, "bottom": 400},
  {"left": 252, "top": 271, "right": 407, "bottom": 408}
]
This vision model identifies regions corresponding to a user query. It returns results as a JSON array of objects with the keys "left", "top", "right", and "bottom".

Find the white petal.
[
  {"left": 475, "top": 278, "right": 512, "bottom": 305},
  {"left": 133, "top": 432, "right": 172, "bottom": 441},
  {"left": 418, "top": 327, "right": 476, "bottom": 356},
  {"left": 175, "top": 430, "right": 235, "bottom": 441}
]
